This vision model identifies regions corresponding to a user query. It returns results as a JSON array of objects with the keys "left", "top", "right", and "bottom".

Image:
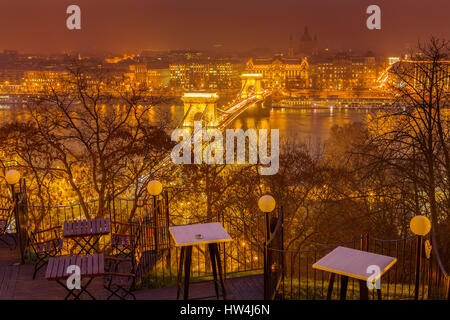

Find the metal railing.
[
  {"left": 2, "top": 185, "right": 448, "bottom": 299},
  {"left": 129, "top": 191, "right": 171, "bottom": 286},
  {"left": 268, "top": 232, "right": 449, "bottom": 300}
]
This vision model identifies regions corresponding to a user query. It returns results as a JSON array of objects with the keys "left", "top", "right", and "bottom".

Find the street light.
[
  {"left": 147, "top": 180, "right": 163, "bottom": 253},
  {"left": 259, "top": 194, "right": 276, "bottom": 299},
  {"left": 5, "top": 169, "right": 21, "bottom": 185},
  {"left": 410, "top": 215, "right": 431, "bottom": 300},
  {"left": 5, "top": 169, "right": 24, "bottom": 263},
  {"left": 258, "top": 195, "right": 276, "bottom": 213},
  {"left": 410, "top": 215, "right": 431, "bottom": 236},
  {"left": 5, "top": 169, "right": 21, "bottom": 201},
  {"left": 147, "top": 180, "right": 163, "bottom": 196},
  {"left": 258, "top": 195, "right": 276, "bottom": 243}
]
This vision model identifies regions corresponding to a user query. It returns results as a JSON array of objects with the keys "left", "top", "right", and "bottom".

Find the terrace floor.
[{"left": 0, "top": 238, "right": 263, "bottom": 300}]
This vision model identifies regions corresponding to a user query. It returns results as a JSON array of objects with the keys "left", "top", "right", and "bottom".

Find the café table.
[
  {"left": 312, "top": 246, "right": 397, "bottom": 300},
  {"left": 63, "top": 218, "right": 110, "bottom": 255},
  {"left": 45, "top": 253, "right": 105, "bottom": 300},
  {"left": 169, "top": 222, "right": 232, "bottom": 300}
]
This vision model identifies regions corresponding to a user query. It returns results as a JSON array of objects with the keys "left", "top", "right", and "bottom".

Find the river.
[{"left": 1, "top": 103, "right": 371, "bottom": 145}]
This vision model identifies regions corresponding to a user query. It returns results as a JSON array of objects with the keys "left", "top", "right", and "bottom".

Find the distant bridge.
[{"left": 141, "top": 73, "right": 271, "bottom": 181}]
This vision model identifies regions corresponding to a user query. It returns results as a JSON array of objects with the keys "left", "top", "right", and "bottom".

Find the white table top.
[
  {"left": 312, "top": 246, "right": 397, "bottom": 282},
  {"left": 169, "top": 222, "right": 233, "bottom": 247}
]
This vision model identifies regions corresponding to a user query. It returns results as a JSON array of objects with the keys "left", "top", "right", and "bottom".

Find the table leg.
[
  {"left": 208, "top": 244, "right": 220, "bottom": 299},
  {"left": 340, "top": 275, "right": 349, "bottom": 300},
  {"left": 377, "top": 288, "right": 382, "bottom": 300},
  {"left": 183, "top": 246, "right": 193, "bottom": 300},
  {"left": 176, "top": 247, "right": 185, "bottom": 300},
  {"left": 73, "top": 278, "right": 95, "bottom": 300},
  {"left": 326, "top": 273, "right": 335, "bottom": 300},
  {"left": 359, "top": 280, "right": 369, "bottom": 300},
  {"left": 72, "top": 235, "right": 95, "bottom": 255},
  {"left": 214, "top": 244, "right": 227, "bottom": 300},
  {"left": 57, "top": 277, "right": 95, "bottom": 300},
  {"left": 56, "top": 280, "right": 78, "bottom": 300}
]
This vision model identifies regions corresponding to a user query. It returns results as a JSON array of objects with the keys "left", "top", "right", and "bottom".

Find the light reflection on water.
[
  {"left": 1, "top": 103, "right": 370, "bottom": 144},
  {"left": 229, "top": 107, "right": 370, "bottom": 144}
]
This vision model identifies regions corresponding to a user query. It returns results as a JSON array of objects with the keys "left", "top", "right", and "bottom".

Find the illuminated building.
[
  {"left": 311, "top": 53, "right": 381, "bottom": 90},
  {"left": 128, "top": 64, "right": 148, "bottom": 84},
  {"left": 388, "top": 57, "right": 400, "bottom": 65},
  {"left": 389, "top": 60, "right": 449, "bottom": 92},
  {"left": 126, "top": 63, "right": 170, "bottom": 87},
  {"left": 245, "top": 56, "right": 310, "bottom": 89},
  {"left": 169, "top": 61, "right": 242, "bottom": 90},
  {"left": 105, "top": 53, "right": 136, "bottom": 64},
  {"left": 148, "top": 67, "right": 170, "bottom": 87},
  {"left": 23, "top": 70, "right": 69, "bottom": 93}
]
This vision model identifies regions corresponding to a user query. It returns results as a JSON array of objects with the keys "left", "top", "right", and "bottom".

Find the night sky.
[{"left": 1, "top": 0, "right": 448, "bottom": 55}]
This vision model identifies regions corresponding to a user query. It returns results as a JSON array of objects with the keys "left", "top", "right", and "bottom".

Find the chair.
[
  {"left": 0, "top": 203, "right": 16, "bottom": 249},
  {"left": 28, "top": 226, "right": 63, "bottom": 279},
  {"left": 111, "top": 220, "right": 133, "bottom": 259},
  {"left": 103, "top": 256, "right": 136, "bottom": 300}
]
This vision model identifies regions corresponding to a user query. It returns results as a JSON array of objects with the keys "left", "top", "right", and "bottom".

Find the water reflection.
[
  {"left": 232, "top": 107, "right": 369, "bottom": 143},
  {"left": 1, "top": 103, "right": 370, "bottom": 144}
]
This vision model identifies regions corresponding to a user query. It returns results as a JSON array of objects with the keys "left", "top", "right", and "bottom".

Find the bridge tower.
[
  {"left": 240, "top": 73, "right": 263, "bottom": 99},
  {"left": 181, "top": 92, "right": 219, "bottom": 127}
]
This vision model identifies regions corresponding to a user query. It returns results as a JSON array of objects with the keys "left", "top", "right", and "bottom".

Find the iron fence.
[
  {"left": 1, "top": 183, "right": 448, "bottom": 300},
  {"left": 270, "top": 232, "right": 449, "bottom": 300}
]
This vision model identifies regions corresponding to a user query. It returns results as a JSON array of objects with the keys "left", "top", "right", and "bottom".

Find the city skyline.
[{"left": 0, "top": 0, "right": 449, "bottom": 55}]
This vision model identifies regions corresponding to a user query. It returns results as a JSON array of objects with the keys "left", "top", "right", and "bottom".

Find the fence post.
[
  {"left": 447, "top": 278, "right": 450, "bottom": 301},
  {"left": 414, "top": 235, "right": 423, "bottom": 300},
  {"left": 129, "top": 216, "right": 136, "bottom": 290},
  {"left": 365, "top": 233, "right": 370, "bottom": 252},
  {"left": 164, "top": 191, "right": 171, "bottom": 270},
  {"left": 280, "top": 207, "right": 284, "bottom": 300}
]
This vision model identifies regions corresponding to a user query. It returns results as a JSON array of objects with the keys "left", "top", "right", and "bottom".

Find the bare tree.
[
  {"left": 1, "top": 61, "right": 173, "bottom": 222},
  {"left": 362, "top": 37, "right": 449, "bottom": 259}
]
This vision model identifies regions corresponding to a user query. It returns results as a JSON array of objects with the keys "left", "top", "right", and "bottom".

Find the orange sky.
[{"left": 0, "top": 0, "right": 448, "bottom": 54}]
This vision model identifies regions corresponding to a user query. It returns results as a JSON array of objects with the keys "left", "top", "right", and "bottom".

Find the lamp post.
[
  {"left": 258, "top": 195, "right": 276, "bottom": 241},
  {"left": 147, "top": 180, "right": 163, "bottom": 253},
  {"left": 410, "top": 215, "right": 431, "bottom": 300},
  {"left": 5, "top": 169, "right": 25, "bottom": 263},
  {"left": 5, "top": 169, "right": 21, "bottom": 200},
  {"left": 258, "top": 194, "right": 276, "bottom": 300}
]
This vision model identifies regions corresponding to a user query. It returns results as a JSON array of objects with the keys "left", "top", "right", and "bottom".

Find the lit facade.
[
  {"left": 126, "top": 64, "right": 170, "bottom": 87},
  {"left": 23, "top": 70, "right": 69, "bottom": 93},
  {"left": 245, "top": 57, "right": 310, "bottom": 89},
  {"left": 169, "top": 61, "right": 242, "bottom": 90},
  {"left": 311, "top": 55, "right": 381, "bottom": 90}
]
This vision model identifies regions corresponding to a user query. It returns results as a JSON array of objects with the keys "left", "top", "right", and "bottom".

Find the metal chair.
[
  {"left": 110, "top": 220, "right": 134, "bottom": 268},
  {"left": 28, "top": 226, "right": 63, "bottom": 279},
  {"left": 103, "top": 256, "right": 136, "bottom": 300}
]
